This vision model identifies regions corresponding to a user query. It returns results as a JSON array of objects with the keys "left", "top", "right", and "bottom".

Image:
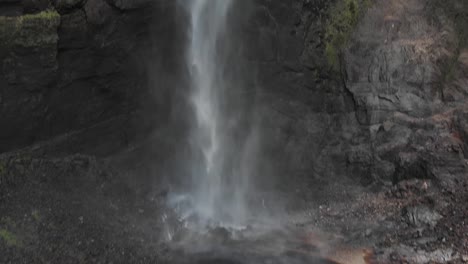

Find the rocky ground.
[
  {"left": 0, "top": 143, "right": 466, "bottom": 264},
  {"left": 0, "top": 151, "right": 166, "bottom": 263}
]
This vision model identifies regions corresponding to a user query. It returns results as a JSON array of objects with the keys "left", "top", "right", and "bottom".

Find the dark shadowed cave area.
[{"left": 0, "top": 0, "right": 467, "bottom": 263}]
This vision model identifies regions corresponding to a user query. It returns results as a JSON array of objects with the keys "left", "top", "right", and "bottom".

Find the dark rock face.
[
  {"left": 344, "top": 0, "right": 468, "bottom": 184},
  {"left": 0, "top": 0, "right": 183, "bottom": 155},
  {"left": 0, "top": 10, "right": 61, "bottom": 151},
  {"left": 236, "top": 0, "right": 357, "bottom": 181},
  {"left": 239, "top": 0, "right": 467, "bottom": 185},
  {"left": 0, "top": 0, "right": 465, "bottom": 184}
]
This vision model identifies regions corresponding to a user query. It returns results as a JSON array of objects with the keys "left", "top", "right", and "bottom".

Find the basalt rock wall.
[
  {"left": 343, "top": 0, "right": 468, "bottom": 185},
  {"left": 0, "top": 0, "right": 184, "bottom": 155},
  {"left": 238, "top": 0, "right": 363, "bottom": 185},
  {"left": 241, "top": 0, "right": 467, "bottom": 185}
]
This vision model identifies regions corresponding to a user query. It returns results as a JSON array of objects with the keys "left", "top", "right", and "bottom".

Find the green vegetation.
[
  {"left": 324, "top": 0, "right": 371, "bottom": 71},
  {"left": 0, "top": 229, "right": 21, "bottom": 247},
  {"left": 31, "top": 210, "right": 41, "bottom": 222},
  {"left": 427, "top": 0, "right": 468, "bottom": 101},
  {"left": 21, "top": 10, "right": 60, "bottom": 22},
  {"left": 0, "top": 9, "right": 60, "bottom": 48}
]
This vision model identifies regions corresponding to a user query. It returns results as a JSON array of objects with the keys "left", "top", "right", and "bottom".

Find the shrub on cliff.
[{"left": 324, "top": 0, "right": 371, "bottom": 71}]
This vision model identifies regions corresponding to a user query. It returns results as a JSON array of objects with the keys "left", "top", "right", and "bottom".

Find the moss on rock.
[
  {"left": 0, "top": 10, "right": 60, "bottom": 49},
  {"left": 31, "top": 210, "right": 41, "bottom": 222},
  {"left": 324, "top": 0, "right": 371, "bottom": 71},
  {"left": 0, "top": 229, "right": 21, "bottom": 247}
]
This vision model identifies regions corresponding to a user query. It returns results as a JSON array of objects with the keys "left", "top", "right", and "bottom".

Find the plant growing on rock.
[
  {"left": 0, "top": 9, "right": 60, "bottom": 49},
  {"left": 324, "top": 0, "right": 371, "bottom": 71},
  {"left": 0, "top": 229, "right": 21, "bottom": 247}
]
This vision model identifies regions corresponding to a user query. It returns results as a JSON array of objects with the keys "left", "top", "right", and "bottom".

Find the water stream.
[{"left": 171, "top": 0, "right": 254, "bottom": 230}]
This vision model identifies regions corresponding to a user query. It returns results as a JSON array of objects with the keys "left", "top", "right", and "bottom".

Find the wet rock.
[
  {"left": 243, "top": 0, "right": 468, "bottom": 189},
  {"left": 52, "top": 0, "right": 84, "bottom": 13},
  {"left": 392, "top": 180, "right": 432, "bottom": 198},
  {"left": 415, "top": 236, "right": 437, "bottom": 246},
  {"left": 413, "top": 249, "right": 456, "bottom": 264},
  {"left": 57, "top": 9, "right": 87, "bottom": 49},
  {"left": 394, "top": 153, "right": 434, "bottom": 183},
  {"left": 209, "top": 227, "right": 231, "bottom": 243},
  {"left": 372, "top": 159, "right": 395, "bottom": 183},
  {"left": 106, "top": 0, "right": 152, "bottom": 10},
  {"left": 346, "top": 147, "right": 372, "bottom": 164},
  {"left": 389, "top": 245, "right": 457, "bottom": 264},
  {"left": 0, "top": 0, "right": 182, "bottom": 155},
  {"left": 403, "top": 206, "right": 442, "bottom": 228},
  {"left": 22, "top": 0, "right": 50, "bottom": 13},
  {"left": 0, "top": 0, "right": 23, "bottom": 16},
  {"left": 341, "top": 0, "right": 468, "bottom": 187},
  {"left": 84, "top": 0, "right": 116, "bottom": 25},
  {"left": 0, "top": 10, "right": 60, "bottom": 152},
  {"left": 454, "top": 108, "right": 468, "bottom": 158}
]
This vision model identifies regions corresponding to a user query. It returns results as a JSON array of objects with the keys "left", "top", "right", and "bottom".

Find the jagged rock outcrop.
[
  {"left": 343, "top": 0, "right": 468, "bottom": 184},
  {"left": 242, "top": 0, "right": 467, "bottom": 185}
]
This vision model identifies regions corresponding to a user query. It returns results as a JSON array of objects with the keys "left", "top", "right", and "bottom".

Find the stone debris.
[{"left": 403, "top": 206, "right": 442, "bottom": 228}]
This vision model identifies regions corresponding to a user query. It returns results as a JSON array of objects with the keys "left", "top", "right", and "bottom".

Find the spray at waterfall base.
[{"left": 169, "top": 0, "right": 259, "bottom": 229}]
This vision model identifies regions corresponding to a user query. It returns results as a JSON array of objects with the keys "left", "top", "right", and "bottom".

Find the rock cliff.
[
  {"left": 0, "top": 0, "right": 183, "bottom": 155},
  {"left": 242, "top": 0, "right": 467, "bottom": 186},
  {"left": 344, "top": 0, "right": 468, "bottom": 185},
  {"left": 0, "top": 0, "right": 466, "bottom": 185}
]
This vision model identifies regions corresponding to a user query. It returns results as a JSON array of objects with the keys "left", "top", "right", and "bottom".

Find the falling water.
[{"left": 171, "top": 0, "right": 254, "bottom": 229}]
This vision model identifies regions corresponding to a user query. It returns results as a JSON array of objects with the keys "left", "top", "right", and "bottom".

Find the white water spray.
[{"left": 173, "top": 0, "right": 255, "bottom": 229}]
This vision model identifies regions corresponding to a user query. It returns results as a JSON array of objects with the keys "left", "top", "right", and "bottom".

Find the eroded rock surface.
[
  {"left": 343, "top": 0, "right": 468, "bottom": 185},
  {"left": 239, "top": 0, "right": 467, "bottom": 188}
]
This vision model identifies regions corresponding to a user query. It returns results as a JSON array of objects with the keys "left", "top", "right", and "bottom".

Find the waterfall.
[{"left": 172, "top": 0, "right": 255, "bottom": 229}]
